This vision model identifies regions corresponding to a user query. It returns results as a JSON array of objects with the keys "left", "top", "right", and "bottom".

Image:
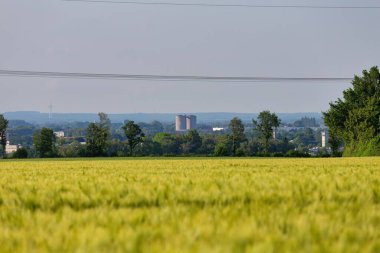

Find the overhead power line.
[
  {"left": 0, "top": 69, "right": 353, "bottom": 83},
  {"left": 62, "top": 0, "right": 380, "bottom": 9}
]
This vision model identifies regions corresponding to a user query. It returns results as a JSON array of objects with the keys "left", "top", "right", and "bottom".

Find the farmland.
[{"left": 0, "top": 158, "right": 379, "bottom": 253}]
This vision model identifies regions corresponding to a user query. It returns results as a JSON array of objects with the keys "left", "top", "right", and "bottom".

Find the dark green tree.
[
  {"left": 182, "top": 129, "right": 202, "bottom": 154},
  {"left": 153, "top": 133, "right": 180, "bottom": 155},
  {"left": 86, "top": 123, "right": 109, "bottom": 157},
  {"left": 58, "top": 141, "right": 86, "bottom": 158},
  {"left": 253, "top": 111, "right": 281, "bottom": 154},
  {"left": 328, "top": 135, "right": 342, "bottom": 157},
  {"left": 323, "top": 66, "right": 380, "bottom": 156},
  {"left": 123, "top": 121, "right": 145, "bottom": 156},
  {"left": 0, "top": 114, "right": 9, "bottom": 157},
  {"left": 135, "top": 138, "right": 162, "bottom": 156},
  {"left": 85, "top": 113, "right": 111, "bottom": 157},
  {"left": 199, "top": 136, "right": 217, "bottom": 155},
  {"left": 228, "top": 117, "right": 247, "bottom": 155},
  {"left": 12, "top": 147, "right": 28, "bottom": 159},
  {"left": 214, "top": 135, "right": 232, "bottom": 156},
  {"left": 33, "top": 128, "right": 56, "bottom": 158}
]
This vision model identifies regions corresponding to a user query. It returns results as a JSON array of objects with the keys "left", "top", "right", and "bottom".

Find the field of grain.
[{"left": 0, "top": 158, "right": 379, "bottom": 253}]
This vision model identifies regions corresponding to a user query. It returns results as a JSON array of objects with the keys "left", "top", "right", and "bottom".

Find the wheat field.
[{"left": 0, "top": 158, "right": 379, "bottom": 253}]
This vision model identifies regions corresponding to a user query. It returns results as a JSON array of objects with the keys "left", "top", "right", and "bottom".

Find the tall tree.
[
  {"left": 253, "top": 111, "right": 280, "bottom": 154},
  {"left": 85, "top": 113, "right": 111, "bottom": 157},
  {"left": 0, "top": 114, "right": 9, "bottom": 157},
  {"left": 98, "top": 112, "right": 111, "bottom": 130},
  {"left": 229, "top": 117, "right": 247, "bottom": 155},
  {"left": 323, "top": 66, "right": 380, "bottom": 156},
  {"left": 33, "top": 128, "right": 56, "bottom": 158},
  {"left": 86, "top": 123, "right": 109, "bottom": 157},
  {"left": 123, "top": 121, "right": 145, "bottom": 156}
]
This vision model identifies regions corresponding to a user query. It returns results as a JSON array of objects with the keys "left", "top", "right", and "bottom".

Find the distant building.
[
  {"left": 176, "top": 115, "right": 197, "bottom": 131},
  {"left": 322, "top": 129, "right": 329, "bottom": 148},
  {"left": 213, "top": 127, "right": 225, "bottom": 132},
  {"left": 176, "top": 115, "right": 187, "bottom": 131},
  {"left": 186, "top": 115, "right": 197, "bottom": 130},
  {"left": 5, "top": 141, "right": 18, "bottom": 154},
  {"left": 54, "top": 131, "right": 65, "bottom": 138}
]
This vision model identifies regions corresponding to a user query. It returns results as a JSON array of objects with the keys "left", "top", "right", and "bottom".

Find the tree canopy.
[
  {"left": 86, "top": 123, "right": 109, "bottom": 157},
  {"left": 85, "top": 113, "right": 111, "bottom": 157},
  {"left": 323, "top": 66, "right": 380, "bottom": 156},
  {"left": 253, "top": 111, "right": 280, "bottom": 154},
  {"left": 33, "top": 128, "right": 56, "bottom": 158},
  {"left": 229, "top": 117, "right": 247, "bottom": 155},
  {"left": 123, "top": 121, "right": 145, "bottom": 156}
]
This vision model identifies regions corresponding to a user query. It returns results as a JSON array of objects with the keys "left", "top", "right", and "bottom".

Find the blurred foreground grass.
[{"left": 0, "top": 158, "right": 379, "bottom": 253}]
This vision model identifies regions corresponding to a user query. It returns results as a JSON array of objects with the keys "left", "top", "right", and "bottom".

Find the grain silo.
[
  {"left": 176, "top": 115, "right": 187, "bottom": 131},
  {"left": 186, "top": 115, "right": 197, "bottom": 130}
]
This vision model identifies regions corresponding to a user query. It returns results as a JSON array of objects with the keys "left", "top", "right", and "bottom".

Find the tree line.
[{"left": 1, "top": 111, "right": 311, "bottom": 158}]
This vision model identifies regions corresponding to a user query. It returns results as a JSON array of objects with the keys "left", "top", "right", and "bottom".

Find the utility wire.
[
  {"left": 62, "top": 0, "right": 380, "bottom": 9},
  {"left": 0, "top": 69, "right": 353, "bottom": 83}
]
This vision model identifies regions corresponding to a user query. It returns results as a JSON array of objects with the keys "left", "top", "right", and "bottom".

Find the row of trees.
[
  {"left": 76, "top": 112, "right": 279, "bottom": 157},
  {"left": 30, "top": 114, "right": 146, "bottom": 158},
  {"left": 1, "top": 110, "right": 291, "bottom": 158}
]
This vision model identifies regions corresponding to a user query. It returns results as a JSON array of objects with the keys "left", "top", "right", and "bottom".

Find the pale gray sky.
[{"left": 0, "top": 0, "right": 379, "bottom": 113}]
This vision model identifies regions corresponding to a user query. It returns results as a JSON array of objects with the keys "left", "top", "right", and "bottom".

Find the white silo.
[
  {"left": 186, "top": 115, "right": 197, "bottom": 130},
  {"left": 176, "top": 115, "right": 187, "bottom": 131},
  {"left": 322, "top": 129, "right": 329, "bottom": 148}
]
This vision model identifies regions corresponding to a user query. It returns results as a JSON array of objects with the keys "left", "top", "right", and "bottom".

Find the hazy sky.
[{"left": 0, "top": 0, "right": 379, "bottom": 113}]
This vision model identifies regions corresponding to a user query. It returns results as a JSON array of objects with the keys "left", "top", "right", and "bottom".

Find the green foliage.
[
  {"left": 228, "top": 117, "right": 247, "bottom": 155},
  {"left": 0, "top": 114, "right": 9, "bottom": 157},
  {"left": 153, "top": 133, "right": 180, "bottom": 155},
  {"left": 323, "top": 66, "right": 380, "bottom": 156},
  {"left": 85, "top": 113, "right": 111, "bottom": 157},
  {"left": 328, "top": 134, "right": 342, "bottom": 157},
  {"left": 293, "top": 128, "right": 317, "bottom": 147},
  {"left": 7, "top": 126, "right": 36, "bottom": 146},
  {"left": 135, "top": 138, "right": 162, "bottom": 156},
  {"left": 106, "top": 139, "right": 128, "bottom": 157},
  {"left": 0, "top": 158, "right": 379, "bottom": 252},
  {"left": 123, "top": 121, "right": 145, "bottom": 156},
  {"left": 86, "top": 123, "right": 109, "bottom": 157},
  {"left": 253, "top": 111, "right": 281, "bottom": 154},
  {"left": 285, "top": 150, "right": 311, "bottom": 158},
  {"left": 58, "top": 141, "right": 86, "bottom": 158},
  {"left": 138, "top": 121, "right": 164, "bottom": 137},
  {"left": 11, "top": 147, "right": 28, "bottom": 159},
  {"left": 198, "top": 136, "right": 217, "bottom": 155},
  {"left": 214, "top": 135, "right": 232, "bottom": 156},
  {"left": 33, "top": 128, "right": 57, "bottom": 158},
  {"left": 181, "top": 130, "right": 202, "bottom": 154}
]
